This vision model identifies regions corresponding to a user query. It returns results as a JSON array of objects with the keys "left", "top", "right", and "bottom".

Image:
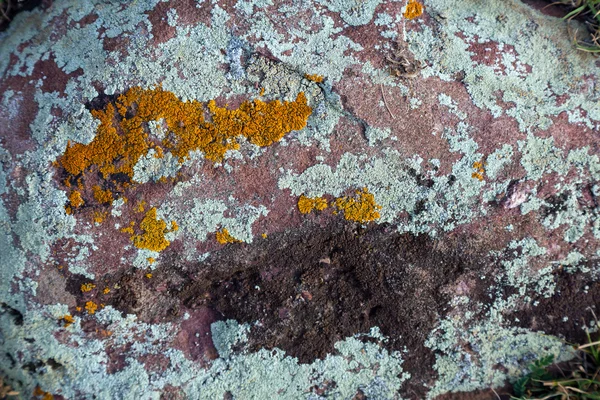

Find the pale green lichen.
[
  {"left": 407, "top": 0, "right": 600, "bottom": 132},
  {"left": 426, "top": 317, "right": 573, "bottom": 397}
]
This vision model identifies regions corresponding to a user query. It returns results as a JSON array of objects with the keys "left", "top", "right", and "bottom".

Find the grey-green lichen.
[
  {"left": 426, "top": 316, "right": 573, "bottom": 397},
  {"left": 406, "top": 0, "right": 600, "bottom": 132}
]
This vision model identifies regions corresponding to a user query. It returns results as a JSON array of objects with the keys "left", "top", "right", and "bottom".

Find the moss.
[
  {"left": 297, "top": 194, "right": 328, "bottom": 214},
  {"left": 334, "top": 188, "right": 381, "bottom": 223},
  {"left": 216, "top": 228, "right": 241, "bottom": 244},
  {"left": 131, "top": 207, "right": 171, "bottom": 252}
]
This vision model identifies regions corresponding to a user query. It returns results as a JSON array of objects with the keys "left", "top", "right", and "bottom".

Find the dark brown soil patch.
[
  {"left": 173, "top": 220, "right": 492, "bottom": 398},
  {"left": 512, "top": 264, "right": 600, "bottom": 346}
]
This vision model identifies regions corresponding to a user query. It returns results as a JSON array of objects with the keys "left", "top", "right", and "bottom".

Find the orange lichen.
[
  {"left": 131, "top": 207, "right": 170, "bottom": 252},
  {"left": 171, "top": 220, "right": 179, "bottom": 231},
  {"left": 93, "top": 211, "right": 107, "bottom": 224},
  {"left": 60, "top": 315, "right": 74, "bottom": 327},
  {"left": 135, "top": 200, "right": 146, "bottom": 213},
  {"left": 472, "top": 160, "right": 485, "bottom": 181},
  {"left": 103, "top": 287, "right": 110, "bottom": 294},
  {"left": 68, "top": 190, "right": 84, "bottom": 208},
  {"left": 58, "top": 87, "right": 312, "bottom": 214},
  {"left": 92, "top": 186, "right": 113, "bottom": 204},
  {"left": 65, "top": 206, "right": 72, "bottom": 215},
  {"left": 147, "top": 257, "right": 155, "bottom": 264},
  {"left": 334, "top": 188, "right": 381, "bottom": 223},
  {"left": 305, "top": 73, "right": 324, "bottom": 83},
  {"left": 261, "top": 233, "right": 268, "bottom": 239},
  {"left": 146, "top": 273, "right": 153, "bottom": 279},
  {"left": 297, "top": 195, "right": 328, "bottom": 214},
  {"left": 33, "top": 386, "right": 54, "bottom": 400},
  {"left": 216, "top": 228, "right": 240, "bottom": 244},
  {"left": 404, "top": 0, "right": 424, "bottom": 19},
  {"left": 80, "top": 283, "right": 96, "bottom": 292},
  {"left": 75, "top": 306, "right": 82, "bottom": 312},
  {"left": 85, "top": 301, "right": 98, "bottom": 315}
]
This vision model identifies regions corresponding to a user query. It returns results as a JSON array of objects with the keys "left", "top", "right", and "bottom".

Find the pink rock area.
[{"left": 0, "top": 0, "right": 599, "bottom": 399}]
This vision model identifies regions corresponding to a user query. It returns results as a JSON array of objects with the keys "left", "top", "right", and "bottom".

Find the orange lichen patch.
[
  {"left": 131, "top": 207, "right": 171, "bottom": 252},
  {"left": 472, "top": 160, "right": 486, "bottom": 181},
  {"left": 120, "top": 223, "right": 135, "bottom": 235},
  {"left": 334, "top": 188, "right": 381, "bottom": 223},
  {"left": 404, "top": 0, "right": 424, "bottom": 19},
  {"left": 261, "top": 233, "right": 268, "bottom": 239},
  {"left": 93, "top": 211, "right": 108, "bottom": 224},
  {"left": 33, "top": 386, "right": 53, "bottom": 400},
  {"left": 103, "top": 287, "right": 110, "bottom": 294},
  {"left": 297, "top": 195, "right": 328, "bottom": 214},
  {"left": 65, "top": 206, "right": 72, "bottom": 215},
  {"left": 216, "top": 228, "right": 240, "bottom": 244},
  {"left": 305, "top": 73, "right": 324, "bottom": 83},
  {"left": 58, "top": 87, "right": 312, "bottom": 216},
  {"left": 68, "top": 190, "right": 84, "bottom": 208},
  {"left": 85, "top": 301, "right": 98, "bottom": 315},
  {"left": 135, "top": 200, "right": 147, "bottom": 213},
  {"left": 92, "top": 186, "right": 113, "bottom": 204},
  {"left": 170, "top": 220, "right": 179, "bottom": 231},
  {"left": 146, "top": 273, "right": 153, "bottom": 279},
  {"left": 147, "top": 257, "right": 156, "bottom": 264},
  {"left": 59, "top": 315, "right": 74, "bottom": 327},
  {"left": 80, "top": 283, "right": 96, "bottom": 292},
  {"left": 75, "top": 306, "right": 82, "bottom": 312}
]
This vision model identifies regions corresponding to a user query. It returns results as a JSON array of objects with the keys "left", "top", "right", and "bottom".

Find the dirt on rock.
[{"left": 170, "top": 219, "right": 493, "bottom": 398}]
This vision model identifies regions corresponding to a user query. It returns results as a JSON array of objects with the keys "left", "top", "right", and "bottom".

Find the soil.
[{"left": 168, "top": 219, "right": 492, "bottom": 399}]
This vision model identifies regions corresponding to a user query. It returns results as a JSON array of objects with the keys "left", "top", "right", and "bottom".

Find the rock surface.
[{"left": 1, "top": 0, "right": 599, "bottom": 398}]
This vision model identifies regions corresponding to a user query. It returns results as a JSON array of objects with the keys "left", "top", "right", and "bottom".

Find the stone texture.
[{"left": 0, "top": 0, "right": 599, "bottom": 398}]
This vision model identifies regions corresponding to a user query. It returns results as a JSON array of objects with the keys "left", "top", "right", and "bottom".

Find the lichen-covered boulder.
[{"left": 1, "top": 0, "right": 599, "bottom": 398}]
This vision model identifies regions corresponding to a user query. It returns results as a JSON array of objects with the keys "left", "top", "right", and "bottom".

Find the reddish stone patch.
[{"left": 173, "top": 307, "right": 219, "bottom": 365}]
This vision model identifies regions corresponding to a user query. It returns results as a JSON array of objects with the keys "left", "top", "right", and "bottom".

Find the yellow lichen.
[
  {"left": 93, "top": 211, "right": 107, "bottom": 224},
  {"left": 58, "top": 86, "right": 312, "bottom": 211},
  {"left": 334, "top": 188, "right": 381, "bottom": 223},
  {"left": 60, "top": 315, "right": 74, "bottom": 327},
  {"left": 80, "top": 283, "right": 96, "bottom": 292},
  {"left": 135, "top": 200, "right": 146, "bottom": 213},
  {"left": 404, "top": 0, "right": 424, "bottom": 19},
  {"left": 298, "top": 195, "right": 328, "bottom": 214},
  {"left": 85, "top": 301, "right": 98, "bottom": 315},
  {"left": 305, "top": 73, "right": 324, "bottom": 83},
  {"left": 261, "top": 233, "right": 268, "bottom": 239},
  {"left": 68, "top": 190, "right": 84, "bottom": 208},
  {"left": 216, "top": 228, "right": 240, "bottom": 244},
  {"left": 33, "top": 386, "right": 54, "bottom": 400},
  {"left": 131, "top": 207, "right": 170, "bottom": 252},
  {"left": 472, "top": 160, "right": 485, "bottom": 181},
  {"left": 92, "top": 186, "right": 113, "bottom": 204}
]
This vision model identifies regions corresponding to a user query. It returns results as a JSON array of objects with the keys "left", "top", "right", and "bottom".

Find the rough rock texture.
[{"left": 1, "top": 0, "right": 599, "bottom": 399}]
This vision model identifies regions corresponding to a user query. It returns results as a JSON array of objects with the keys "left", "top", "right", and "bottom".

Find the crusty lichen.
[
  {"left": 335, "top": 188, "right": 381, "bottom": 223},
  {"left": 131, "top": 208, "right": 172, "bottom": 252},
  {"left": 216, "top": 228, "right": 241, "bottom": 244},
  {"left": 297, "top": 194, "right": 328, "bottom": 214},
  {"left": 403, "top": 0, "right": 424, "bottom": 20}
]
